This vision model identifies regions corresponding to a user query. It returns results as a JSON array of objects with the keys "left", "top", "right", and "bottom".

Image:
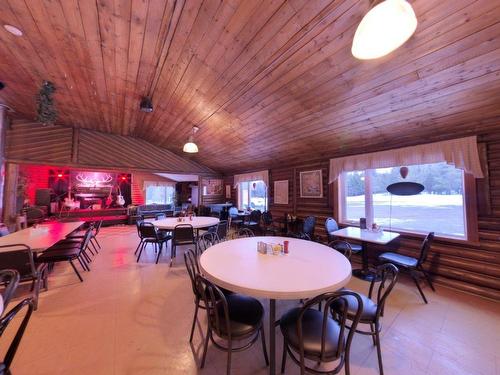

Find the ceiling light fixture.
[
  {"left": 183, "top": 126, "right": 199, "bottom": 153},
  {"left": 352, "top": 0, "right": 417, "bottom": 60},
  {"left": 3, "top": 24, "right": 23, "bottom": 36}
]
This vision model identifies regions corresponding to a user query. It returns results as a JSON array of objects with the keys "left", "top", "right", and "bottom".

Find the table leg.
[
  {"left": 352, "top": 241, "right": 379, "bottom": 281},
  {"left": 269, "top": 299, "right": 276, "bottom": 375}
]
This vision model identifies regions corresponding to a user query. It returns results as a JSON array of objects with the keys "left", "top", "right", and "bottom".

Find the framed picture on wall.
[
  {"left": 202, "top": 178, "right": 223, "bottom": 195},
  {"left": 274, "top": 180, "right": 289, "bottom": 204},
  {"left": 225, "top": 185, "right": 231, "bottom": 199},
  {"left": 300, "top": 170, "right": 323, "bottom": 198}
]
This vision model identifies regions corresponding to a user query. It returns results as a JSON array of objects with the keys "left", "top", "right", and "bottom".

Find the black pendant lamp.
[{"left": 386, "top": 167, "right": 424, "bottom": 196}]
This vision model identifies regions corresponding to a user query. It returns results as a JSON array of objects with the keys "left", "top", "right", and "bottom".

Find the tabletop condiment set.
[{"left": 257, "top": 240, "right": 289, "bottom": 255}]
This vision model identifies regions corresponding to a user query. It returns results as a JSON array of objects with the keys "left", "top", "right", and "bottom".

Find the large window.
[
  {"left": 340, "top": 163, "right": 466, "bottom": 239},
  {"left": 238, "top": 180, "right": 268, "bottom": 211},
  {"left": 145, "top": 183, "right": 175, "bottom": 205}
]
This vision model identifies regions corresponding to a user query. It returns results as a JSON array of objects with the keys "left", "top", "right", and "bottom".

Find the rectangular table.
[
  {"left": 332, "top": 227, "right": 400, "bottom": 281},
  {"left": 0, "top": 221, "right": 85, "bottom": 253}
]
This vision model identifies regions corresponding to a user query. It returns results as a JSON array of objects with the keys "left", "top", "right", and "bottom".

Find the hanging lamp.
[
  {"left": 352, "top": 0, "right": 418, "bottom": 60},
  {"left": 183, "top": 126, "right": 199, "bottom": 153}
]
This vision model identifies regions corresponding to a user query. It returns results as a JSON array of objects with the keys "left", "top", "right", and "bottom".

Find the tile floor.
[{"left": 2, "top": 225, "right": 499, "bottom": 375}]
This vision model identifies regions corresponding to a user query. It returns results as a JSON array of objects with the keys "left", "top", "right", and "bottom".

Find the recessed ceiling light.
[{"left": 3, "top": 24, "right": 23, "bottom": 36}]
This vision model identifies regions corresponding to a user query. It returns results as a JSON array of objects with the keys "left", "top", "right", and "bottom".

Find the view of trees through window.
[
  {"left": 239, "top": 180, "right": 267, "bottom": 211},
  {"left": 343, "top": 163, "right": 465, "bottom": 238},
  {"left": 146, "top": 185, "right": 175, "bottom": 205}
]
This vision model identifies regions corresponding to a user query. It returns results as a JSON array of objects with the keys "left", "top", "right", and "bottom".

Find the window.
[
  {"left": 340, "top": 163, "right": 466, "bottom": 239},
  {"left": 238, "top": 180, "right": 268, "bottom": 211},
  {"left": 145, "top": 184, "right": 175, "bottom": 205}
]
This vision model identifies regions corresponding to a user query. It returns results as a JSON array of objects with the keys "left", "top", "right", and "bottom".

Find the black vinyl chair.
[
  {"left": 0, "top": 245, "right": 47, "bottom": 310},
  {"left": 0, "top": 270, "right": 20, "bottom": 314},
  {"left": 325, "top": 218, "right": 362, "bottom": 253},
  {"left": 134, "top": 219, "right": 145, "bottom": 255},
  {"left": 261, "top": 211, "right": 278, "bottom": 235},
  {"left": 243, "top": 210, "right": 262, "bottom": 234},
  {"left": 330, "top": 263, "right": 399, "bottom": 375},
  {"left": 280, "top": 290, "right": 363, "bottom": 375},
  {"left": 36, "top": 229, "right": 93, "bottom": 283},
  {"left": 197, "top": 232, "right": 218, "bottom": 254},
  {"left": 236, "top": 228, "right": 255, "bottom": 238},
  {"left": 219, "top": 210, "right": 229, "bottom": 221},
  {"left": 328, "top": 240, "right": 355, "bottom": 261},
  {"left": 378, "top": 232, "right": 434, "bottom": 304},
  {"left": 0, "top": 297, "right": 34, "bottom": 374},
  {"left": 290, "top": 216, "right": 316, "bottom": 241},
  {"left": 196, "top": 275, "right": 269, "bottom": 375},
  {"left": 171, "top": 224, "right": 196, "bottom": 267},
  {"left": 135, "top": 222, "right": 172, "bottom": 264},
  {"left": 215, "top": 220, "right": 229, "bottom": 242},
  {"left": 66, "top": 220, "right": 102, "bottom": 255}
]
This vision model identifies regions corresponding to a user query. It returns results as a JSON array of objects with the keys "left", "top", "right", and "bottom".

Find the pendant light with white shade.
[
  {"left": 183, "top": 126, "right": 199, "bottom": 153},
  {"left": 352, "top": 0, "right": 418, "bottom": 60}
]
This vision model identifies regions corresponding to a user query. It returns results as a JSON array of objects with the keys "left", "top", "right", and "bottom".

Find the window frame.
[
  {"left": 145, "top": 183, "right": 175, "bottom": 205},
  {"left": 237, "top": 180, "right": 268, "bottom": 211},
  {"left": 337, "top": 165, "right": 478, "bottom": 243}
]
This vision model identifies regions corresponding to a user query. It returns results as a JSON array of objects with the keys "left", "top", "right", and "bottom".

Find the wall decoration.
[
  {"left": 225, "top": 185, "right": 231, "bottom": 199},
  {"left": 202, "top": 178, "right": 223, "bottom": 195},
  {"left": 36, "top": 80, "right": 57, "bottom": 125},
  {"left": 274, "top": 180, "right": 289, "bottom": 204},
  {"left": 300, "top": 170, "right": 323, "bottom": 198}
]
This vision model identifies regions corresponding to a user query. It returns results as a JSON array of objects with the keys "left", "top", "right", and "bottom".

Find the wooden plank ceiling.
[{"left": 0, "top": 0, "right": 499, "bottom": 173}]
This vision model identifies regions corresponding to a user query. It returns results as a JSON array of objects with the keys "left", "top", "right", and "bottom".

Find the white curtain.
[
  {"left": 329, "top": 136, "right": 484, "bottom": 183},
  {"left": 233, "top": 170, "right": 269, "bottom": 187}
]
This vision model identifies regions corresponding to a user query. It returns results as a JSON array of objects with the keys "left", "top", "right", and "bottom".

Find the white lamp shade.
[
  {"left": 183, "top": 141, "right": 198, "bottom": 153},
  {"left": 352, "top": 0, "right": 417, "bottom": 60}
]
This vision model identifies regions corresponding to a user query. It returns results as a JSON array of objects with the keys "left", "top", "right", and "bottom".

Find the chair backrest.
[
  {"left": 155, "top": 213, "right": 166, "bottom": 221},
  {"left": 135, "top": 219, "right": 144, "bottom": 238},
  {"left": 303, "top": 216, "right": 316, "bottom": 237},
  {"left": 184, "top": 249, "right": 201, "bottom": 298},
  {"left": 197, "top": 232, "right": 218, "bottom": 253},
  {"left": 139, "top": 222, "right": 158, "bottom": 239},
  {"left": 237, "top": 228, "right": 254, "bottom": 238},
  {"left": 219, "top": 210, "right": 229, "bottom": 221},
  {"left": 249, "top": 210, "right": 262, "bottom": 223},
  {"left": 297, "top": 290, "right": 363, "bottom": 368},
  {"left": 328, "top": 240, "right": 352, "bottom": 260},
  {"left": 173, "top": 224, "right": 195, "bottom": 244},
  {"left": 367, "top": 263, "right": 399, "bottom": 321},
  {"left": 0, "top": 270, "right": 20, "bottom": 312},
  {"left": 325, "top": 217, "right": 339, "bottom": 235},
  {"left": 216, "top": 220, "right": 228, "bottom": 241},
  {"left": 417, "top": 232, "right": 435, "bottom": 266},
  {"left": 195, "top": 275, "right": 230, "bottom": 339},
  {"left": 0, "top": 297, "right": 34, "bottom": 371},
  {"left": 0, "top": 245, "right": 37, "bottom": 281},
  {"left": 262, "top": 211, "right": 273, "bottom": 225},
  {"left": 79, "top": 228, "right": 94, "bottom": 254}
]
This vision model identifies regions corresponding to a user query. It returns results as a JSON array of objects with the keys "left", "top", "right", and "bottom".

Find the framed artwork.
[
  {"left": 300, "top": 170, "right": 323, "bottom": 198},
  {"left": 274, "top": 180, "right": 289, "bottom": 204},
  {"left": 225, "top": 185, "right": 231, "bottom": 199},
  {"left": 202, "top": 178, "right": 223, "bottom": 195}
]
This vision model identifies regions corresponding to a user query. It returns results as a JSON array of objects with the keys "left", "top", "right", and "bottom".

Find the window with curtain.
[
  {"left": 145, "top": 183, "right": 175, "bottom": 205},
  {"left": 339, "top": 162, "right": 466, "bottom": 239},
  {"left": 238, "top": 180, "right": 268, "bottom": 211}
]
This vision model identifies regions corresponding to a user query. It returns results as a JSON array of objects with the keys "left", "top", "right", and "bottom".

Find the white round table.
[
  {"left": 152, "top": 216, "right": 219, "bottom": 230},
  {"left": 200, "top": 236, "right": 352, "bottom": 375}
]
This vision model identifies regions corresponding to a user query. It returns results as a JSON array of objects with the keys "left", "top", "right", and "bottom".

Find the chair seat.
[
  {"left": 214, "top": 294, "right": 264, "bottom": 338},
  {"left": 330, "top": 289, "right": 378, "bottom": 322},
  {"left": 280, "top": 307, "right": 343, "bottom": 361},
  {"left": 36, "top": 247, "right": 80, "bottom": 262},
  {"left": 379, "top": 252, "right": 418, "bottom": 268}
]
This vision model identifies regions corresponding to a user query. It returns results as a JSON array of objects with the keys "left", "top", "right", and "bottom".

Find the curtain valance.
[
  {"left": 143, "top": 180, "right": 175, "bottom": 191},
  {"left": 328, "top": 136, "right": 484, "bottom": 183},
  {"left": 234, "top": 170, "right": 269, "bottom": 187}
]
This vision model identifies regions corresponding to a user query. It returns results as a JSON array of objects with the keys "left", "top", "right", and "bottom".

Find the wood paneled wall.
[
  {"left": 5, "top": 120, "right": 215, "bottom": 175},
  {"left": 229, "top": 135, "right": 500, "bottom": 301}
]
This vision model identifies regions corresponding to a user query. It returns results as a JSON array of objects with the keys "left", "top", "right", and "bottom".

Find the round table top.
[
  {"left": 200, "top": 236, "right": 352, "bottom": 300},
  {"left": 153, "top": 216, "right": 219, "bottom": 230}
]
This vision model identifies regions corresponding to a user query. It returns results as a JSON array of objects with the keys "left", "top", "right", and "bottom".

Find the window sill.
[{"left": 339, "top": 222, "right": 479, "bottom": 246}]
